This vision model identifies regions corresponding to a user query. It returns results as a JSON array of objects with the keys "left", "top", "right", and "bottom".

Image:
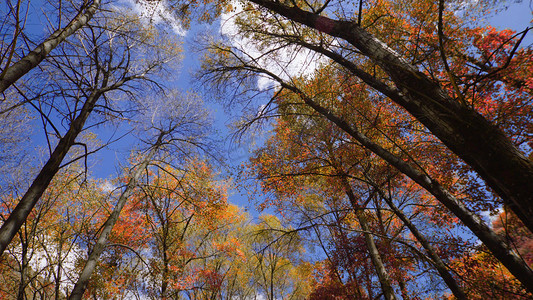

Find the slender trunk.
[
  {"left": 270, "top": 262, "right": 275, "bottom": 300},
  {"left": 377, "top": 183, "right": 467, "bottom": 300},
  {"left": 17, "top": 240, "right": 28, "bottom": 300},
  {"left": 274, "top": 78, "right": 533, "bottom": 292},
  {"left": 161, "top": 240, "right": 169, "bottom": 298},
  {"left": 247, "top": 0, "right": 533, "bottom": 233},
  {"left": 54, "top": 233, "right": 63, "bottom": 300},
  {"left": 339, "top": 174, "right": 397, "bottom": 300},
  {"left": 0, "top": 0, "right": 100, "bottom": 93},
  {"left": 55, "top": 257, "right": 62, "bottom": 300},
  {"left": 355, "top": 208, "right": 397, "bottom": 300},
  {"left": 0, "top": 90, "right": 101, "bottom": 256},
  {"left": 68, "top": 133, "right": 164, "bottom": 300}
]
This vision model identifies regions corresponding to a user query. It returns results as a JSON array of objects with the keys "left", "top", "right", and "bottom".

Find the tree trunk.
[
  {"left": 68, "top": 133, "right": 164, "bottom": 300},
  {"left": 247, "top": 0, "right": 533, "bottom": 234},
  {"left": 54, "top": 235, "right": 64, "bottom": 300},
  {"left": 162, "top": 247, "right": 169, "bottom": 298},
  {"left": 266, "top": 67, "right": 533, "bottom": 293},
  {"left": 355, "top": 209, "right": 397, "bottom": 300},
  {"left": 376, "top": 182, "right": 467, "bottom": 300},
  {"left": 0, "top": 0, "right": 100, "bottom": 94},
  {"left": 340, "top": 175, "right": 398, "bottom": 300},
  {"left": 17, "top": 239, "right": 28, "bottom": 300},
  {"left": 0, "top": 90, "right": 101, "bottom": 256}
]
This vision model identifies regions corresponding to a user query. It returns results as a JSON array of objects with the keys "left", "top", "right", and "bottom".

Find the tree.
[
  {"left": 68, "top": 132, "right": 166, "bottom": 300},
  {"left": 236, "top": 0, "right": 533, "bottom": 232},
  {"left": 139, "top": 161, "right": 241, "bottom": 299},
  {"left": 200, "top": 0, "right": 533, "bottom": 291},
  {"left": 0, "top": 3, "right": 182, "bottom": 256},
  {"left": 241, "top": 215, "right": 312, "bottom": 300},
  {"left": 0, "top": 164, "right": 108, "bottom": 299},
  {"left": 0, "top": 0, "right": 101, "bottom": 94}
]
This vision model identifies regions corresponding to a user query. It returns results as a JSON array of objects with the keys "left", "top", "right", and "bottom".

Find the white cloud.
[
  {"left": 100, "top": 180, "right": 117, "bottom": 193},
  {"left": 480, "top": 207, "right": 502, "bottom": 224},
  {"left": 220, "top": 1, "right": 328, "bottom": 90},
  {"left": 122, "top": 0, "right": 187, "bottom": 36}
]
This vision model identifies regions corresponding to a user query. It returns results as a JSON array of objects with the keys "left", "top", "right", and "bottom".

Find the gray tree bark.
[
  {"left": 247, "top": 0, "right": 533, "bottom": 235},
  {"left": 68, "top": 132, "right": 165, "bottom": 300},
  {"left": 0, "top": 89, "right": 102, "bottom": 255},
  {"left": 0, "top": 0, "right": 100, "bottom": 94},
  {"left": 351, "top": 198, "right": 398, "bottom": 300}
]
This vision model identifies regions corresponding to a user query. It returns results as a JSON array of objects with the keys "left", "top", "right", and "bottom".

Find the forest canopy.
[{"left": 0, "top": 0, "right": 532, "bottom": 299}]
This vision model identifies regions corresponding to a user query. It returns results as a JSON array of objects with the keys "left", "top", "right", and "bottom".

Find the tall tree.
[
  {"left": 246, "top": 215, "right": 312, "bottom": 300},
  {"left": 200, "top": 0, "right": 533, "bottom": 290},
  {"left": 0, "top": 0, "right": 101, "bottom": 94},
  {"left": 139, "top": 161, "right": 242, "bottom": 299},
  {"left": 68, "top": 131, "right": 166, "bottom": 300},
  {"left": 234, "top": 0, "right": 533, "bottom": 233},
  {"left": 0, "top": 5, "right": 182, "bottom": 256}
]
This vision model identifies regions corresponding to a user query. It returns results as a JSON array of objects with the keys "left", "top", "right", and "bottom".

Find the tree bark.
[
  {"left": 247, "top": 70, "right": 533, "bottom": 291},
  {"left": 338, "top": 174, "right": 398, "bottom": 300},
  {"left": 0, "top": 90, "right": 101, "bottom": 256},
  {"left": 376, "top": 182, "right": 467, "bottom": 300},
  {"left": 247, "top": 0, "right": 533, "bottom": 234},
  {"left": 0, "top": 0, "right": 100, "bottom": 94},
  {"left": 68, "top": 133, "right": 164, "bottom": 300},
  {"left": 355, "top": 209, "right": 397, "bottom": 300}
]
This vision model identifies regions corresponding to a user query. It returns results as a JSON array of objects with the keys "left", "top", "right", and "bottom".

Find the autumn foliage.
[{"left": 1, "top": 0, "right": 532, "bottom": 298}]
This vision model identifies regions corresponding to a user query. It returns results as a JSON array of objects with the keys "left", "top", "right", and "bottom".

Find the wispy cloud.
[
  {"left": 220, "top": 1, "right": 328, "bottom": 90},
  {"left": 121, "top": 0, "right": 187, "bottom": 36}
]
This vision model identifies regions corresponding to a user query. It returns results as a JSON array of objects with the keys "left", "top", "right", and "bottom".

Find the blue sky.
[
  {"left": 488, "top": 1, "right": 532, "bottom": 44},
  {"left": 18, "top": 0, "right": 533, "bottom": 217}
]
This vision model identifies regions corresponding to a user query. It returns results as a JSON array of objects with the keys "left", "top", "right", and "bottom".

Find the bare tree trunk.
[
  {"left": 17, "top": 237, "right": 28, "bottom": 300},
  {"left": 355, "top": 209, "right": 397, "bottom": 300},
  {"left": 161, "top": 243, "right": 169, "bottom": 298},
  {"left": 68, "top": 132, "right": 165, "bottom": 300},
  {"left": 0, "top": 0, "right": 100, "bottom": 94},
  {"left": 247, "top": 0, "right": 533, "bottom": 234},
  {"left": 375, "top": 181, "right": 467, "bottom": 300},
  {"left": 339, "top": 174, "right": 398, "bottom": 300},
  {"left": 0, "top": 90, "right": 101, "bottom": 255},
  {"left": 269, "top": 75, "right": 533, "bottom": 292},
  {"left": 54, "top": 231, "right": 64, "bottom": 300}
]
